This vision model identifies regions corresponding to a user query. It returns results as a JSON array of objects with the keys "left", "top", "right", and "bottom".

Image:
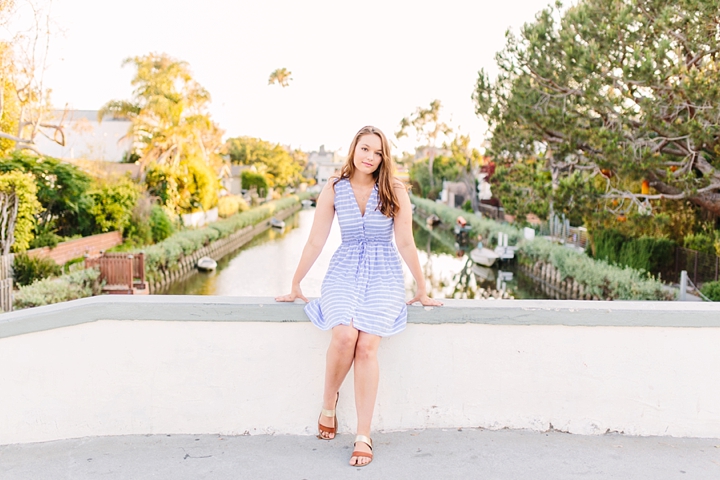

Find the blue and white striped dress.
[{"left": 305, "top": 178, "right": 407, "bottom": 337}]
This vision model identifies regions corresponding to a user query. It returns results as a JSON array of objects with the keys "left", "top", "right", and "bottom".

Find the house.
[
  {"left": 33, "top": 110, "right": 132, "bottom": 162},
  {"left": 308, "top": 145, "right": 344, "bottom": 186},
  {"left": 219, "top": 164, "right": 250, "bottom": 195}
]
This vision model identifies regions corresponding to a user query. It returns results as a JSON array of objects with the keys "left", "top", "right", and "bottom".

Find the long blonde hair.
[{"left": 333, "top": 126, "right": 400, "bottom": 218}]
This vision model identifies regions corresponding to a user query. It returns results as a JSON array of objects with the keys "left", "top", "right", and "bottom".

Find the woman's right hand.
[{"left": 275, "top": 285, "right": 309, "bottom": 303}]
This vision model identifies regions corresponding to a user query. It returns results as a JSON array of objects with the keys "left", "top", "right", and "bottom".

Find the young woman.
[{"left": 275, "top": 125, "right": 442, "bottom": 467}]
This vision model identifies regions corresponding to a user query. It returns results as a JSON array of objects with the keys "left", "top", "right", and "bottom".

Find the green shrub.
[
  {"left": 594, "top": 229, "right": 675, "bottom": 273},
  {"left": 218, "top": 195, "right": 240, "bottom": 218},
  {"left": 619, "top": 236, "right": 675, "bottom": 272},
  {"left": 13, "top": 268, "right": 102, "bottom": 309},
  {"left": 241, "top": 170, "right": 268, "bottom": 197},
  {"left": 593, "top": 229, "right": 625, "bottom": 262},
  {"left": 12, "top": 253, "right": 62, "bottom": 287},
  {"left": 29, "top": 229, "right": 61, "bottom": 249},
  {"left": 88, "top": 176, "right": 141, "bottom": 234},
  {"left": 150, "top": 205, "right": 174, "bottom": 243},
  {"left": 683, "top": 231, "right": 718, "bottom": 255},
  {"left": 700, "top": 281, "right": 720, "bottom": 302}
]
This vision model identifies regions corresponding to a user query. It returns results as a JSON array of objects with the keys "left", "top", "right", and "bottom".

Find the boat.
[
  {"left": 472, "top": 264, "right": 496, "bottom": 282},
  {"left": 197, "top": 256, "right": 217, "bottom": 272},
  {"left": 470, "top": 247, "right": 499, "bottom": 267},
  {"left": 270, "top": 217, "right": 285, "bottom": 229},
  {"left": 426, "top": 214, "right": 441, "bottom": 228}
]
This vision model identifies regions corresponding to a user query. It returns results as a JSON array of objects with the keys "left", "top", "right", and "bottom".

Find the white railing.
[{"left": 1, "top": 297, "right": 719, "bottom": 444}]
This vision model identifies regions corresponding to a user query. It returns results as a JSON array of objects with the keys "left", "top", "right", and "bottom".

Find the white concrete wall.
[{"left": 1, "top": 314, "right": 719, "bottom": 444}]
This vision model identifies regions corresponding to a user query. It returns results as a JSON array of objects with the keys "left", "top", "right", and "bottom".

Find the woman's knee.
[
  {"left": 354, "top": 334, "right": 380, "bottom": 361},
  {"left": 330, "top": 326, "right": 358, "bottom": 353}
]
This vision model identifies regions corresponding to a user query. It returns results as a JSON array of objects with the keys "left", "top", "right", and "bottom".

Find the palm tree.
[{"left": 268, "top": 68, "right": 292, "bottom": 88}]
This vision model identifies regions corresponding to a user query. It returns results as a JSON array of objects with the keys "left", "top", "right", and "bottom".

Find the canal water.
[{"left": 159, "top": 207, "right": 548, "bottom": 299}]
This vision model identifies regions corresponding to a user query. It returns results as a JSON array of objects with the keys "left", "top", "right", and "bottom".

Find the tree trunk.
[{"left": 428, "top": 152, "right": 435, "bottom": 190}]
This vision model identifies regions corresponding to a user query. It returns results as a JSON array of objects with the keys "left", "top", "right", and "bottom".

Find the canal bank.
[{"left": 149, "top": 203, "right": 301, "bottom": 293}]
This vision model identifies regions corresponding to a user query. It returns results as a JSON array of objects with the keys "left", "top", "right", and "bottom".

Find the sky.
[{"left": 33, "top": 0, "right": 551, "bottom": 154}]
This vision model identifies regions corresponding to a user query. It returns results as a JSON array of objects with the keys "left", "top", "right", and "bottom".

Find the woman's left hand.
[{"left": 407, "top": 293, "right": 443, "bottom": 306}]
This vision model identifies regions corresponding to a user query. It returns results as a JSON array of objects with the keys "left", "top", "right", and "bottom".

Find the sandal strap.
[
  {"left": 320, "top": 408, "right": 335, "bottom": 418},
  {"left": 354, "top": 435, "right": 373, "bottom": 450},
  {"left": 318, "top": 422, "right": 336, "bottom": 434},
  {"left": 351, "top": 450, "right": 373, "bottom": 459}
]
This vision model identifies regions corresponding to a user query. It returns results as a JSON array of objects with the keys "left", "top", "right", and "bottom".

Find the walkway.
[{"left": 2, "top": 428, "right": 717, "bottom": 479}]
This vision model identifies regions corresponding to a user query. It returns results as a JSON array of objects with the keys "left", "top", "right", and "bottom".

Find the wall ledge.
[{"left": 2, "top": 296, "right": 720, "bottom": 339}]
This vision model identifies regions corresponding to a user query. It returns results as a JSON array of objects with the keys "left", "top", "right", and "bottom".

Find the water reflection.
[
  {"left": 409, "top": 219, "right": 515, "bottom": 300},
  {"left": 161, "top": 207, "right": 548, "bottom": 299}
]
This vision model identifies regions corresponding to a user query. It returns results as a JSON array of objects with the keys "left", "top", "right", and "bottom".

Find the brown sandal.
[
  {"left": 317, "top": 393, "right": 339, "bottom": 440},
  {"left": 350, "top": 435, "right": 373, "bottom": 467}
]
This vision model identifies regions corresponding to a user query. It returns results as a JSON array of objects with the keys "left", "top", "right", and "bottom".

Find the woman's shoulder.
[
  {"left": 321, "top": 176, "right": 345, "bottom": 196},
  {"left": 390, "top": 177, "right": 409, "bottom": 193}
]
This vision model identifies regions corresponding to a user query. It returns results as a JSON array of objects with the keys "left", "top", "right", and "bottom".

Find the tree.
[
  {"left": 226, "top": 136, "right": 304, "bottom": 188},
  {"left": 0, "top": 0, "right": 66, "bottom": 156},
  {"left": 240, "top": 170, "right": 268, "bottom": 198},
  {"left": 86, "top": 176, "right": 140, "bottom": 234},
  {"left": 0, "top": 170, "right": 41, "bottom": 253},
  {"left": 0, "top": 152, "right": 94, "bottom": 237},
  {"left": 474, "top": 0, "right": 720, "bottom": 218},
  {"left": 268, "top": 68, "right": 292, "bottom": 87},
  {"left": 396, "top": 100, "right": 452, "bottom": 190},
  {"left": 409, "top": 155, "right": 463, "bottom": 199},
  {"left": 99, "top": 52, "right": 222, "bottom": 213}
]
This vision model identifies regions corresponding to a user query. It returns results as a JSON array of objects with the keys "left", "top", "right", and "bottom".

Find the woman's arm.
[
  {"left": 275, "top": 181, "right": 336, "bottom": 303},
  {"left": 392, "top": 183, "right": 443, "bottom": 306}
]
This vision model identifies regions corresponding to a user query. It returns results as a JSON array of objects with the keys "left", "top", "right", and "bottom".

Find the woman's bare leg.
[
  {"left": 350, "top": 331, "right": 382, "bottom": 465},
  {"left": 318, "top": 324, "right": 359, "bottom": 439}
]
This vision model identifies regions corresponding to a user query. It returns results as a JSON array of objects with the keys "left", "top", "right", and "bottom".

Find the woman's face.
[{"left": 353, "top": 134, "right": 383, "bottom": 176}]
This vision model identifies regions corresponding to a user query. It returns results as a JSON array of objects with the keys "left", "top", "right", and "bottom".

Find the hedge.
[
  {"left": 592, "top": 229, "right": 676, "bottom": 274},
  {"left": 410, "top": 196, "right": 674, "bottom": 301},
  {"left": 13, "top": 268, "right": 102, "bottom": 309},
  {"left": 700, "top": 281, "right": 720, "bottom": 302}
]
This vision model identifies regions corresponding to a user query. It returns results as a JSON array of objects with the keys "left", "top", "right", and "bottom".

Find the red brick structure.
[{"left": 26, "top": 231, "right": 123, "bottom": 266}]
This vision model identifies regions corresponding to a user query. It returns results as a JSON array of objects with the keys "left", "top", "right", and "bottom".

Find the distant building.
[
  {"left": 219, "top": 164, "right": 250, "bottom": 195},
  {"left": 34, "top": 110, "right": 132, "bottom": 162},
  {"left": 308, "top": 145, "right": 344, "bottom": 186}
]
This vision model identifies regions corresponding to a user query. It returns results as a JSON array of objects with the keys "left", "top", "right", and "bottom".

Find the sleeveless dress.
[{"left": 304, "top": 178, "right": 407, "bottom": 337}]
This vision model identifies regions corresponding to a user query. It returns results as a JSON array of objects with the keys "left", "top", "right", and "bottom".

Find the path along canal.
[{"left": 158, "top": 207, "right": 548, "bottom": 299}]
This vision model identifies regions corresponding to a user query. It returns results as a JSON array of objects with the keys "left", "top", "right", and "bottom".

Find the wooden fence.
[
  {"left": 85, "top": 253, "right": 147, "bottom": 294},
  {"left": 0, "top": 254, "right": 12, "bottom": 312}
]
